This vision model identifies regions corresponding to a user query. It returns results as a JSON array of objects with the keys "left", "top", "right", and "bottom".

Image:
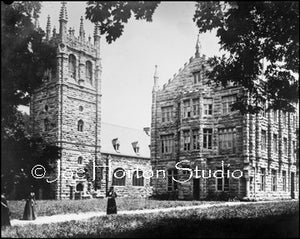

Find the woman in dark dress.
[
  {"left": 106, "top": 186, "right": 117, "bottom": 215},
  {"left": 1, "top": 193, "right": 11, "bottom": 227},
  {"left": 23, "top": 191, "right": 36, "bottom": 220}
]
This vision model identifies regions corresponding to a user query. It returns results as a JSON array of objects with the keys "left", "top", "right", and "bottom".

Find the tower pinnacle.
[
  {"left": 153, "top": 65, "right": 159, "bottom": 92},
  {"left": 195, "top": 34, "right": 201, "bottom": 58},
  {"left": 79, "top": 16, "right": 85, "bottom": 39},
  {"left": 46, "top": 15, "right": 51, "bottom": 41}
]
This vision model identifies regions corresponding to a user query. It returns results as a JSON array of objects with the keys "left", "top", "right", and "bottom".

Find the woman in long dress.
[
  {"left": 1, "top": 193, "right": 11, "bottom": 227},
  {"left": 106, "top": 186, "right": 117, "bottom": 215},
  {"left": 22, "top": 191, "right": 36, "bottom": 220}
]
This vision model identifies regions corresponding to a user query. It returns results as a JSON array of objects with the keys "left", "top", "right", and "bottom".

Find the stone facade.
[
  {"left": 30, "top": 3, "right": 151, "bottom": 199},
  {"left": 150, "top": 40, "right": 299, "bottom": 201}
]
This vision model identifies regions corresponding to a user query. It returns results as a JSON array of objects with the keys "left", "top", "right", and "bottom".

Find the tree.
[
  {"left": 1, "top": 1, "right": 57, "bottom": 127},
  {"left": 1, "top": 2, "right": 59, "bottom": 198},
  {"left": 86, "top": 1, "right": 160, "bottom": 43},
  {"left": 85, "top": 1, "right": 299, "bottom": 113}
]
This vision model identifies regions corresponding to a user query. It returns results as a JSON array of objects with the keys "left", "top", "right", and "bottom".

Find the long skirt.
[
  {"left": 1, "top": 204, "right": 11, "bottom": 227},
  {"left": 107, "top": 198, "right": 117, "bottom": 215},
  {"left": 23, "top": 199, "right": 36, "bottom": 220}
]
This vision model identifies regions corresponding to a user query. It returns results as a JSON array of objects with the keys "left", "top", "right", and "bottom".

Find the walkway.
[{"left": 10, "top": 200, "right": 292, "bottom": 226}]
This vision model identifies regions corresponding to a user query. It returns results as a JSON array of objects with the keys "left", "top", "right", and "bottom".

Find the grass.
[
  {"left": 2, "top": 200, "right": 298, "bottom": 238},
  {"left": 7, "top": 198, "right": 222, "bottom": 220}
]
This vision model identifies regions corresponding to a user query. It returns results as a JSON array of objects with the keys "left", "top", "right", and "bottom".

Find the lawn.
[
  {"left": 7, "top": 198, "right": 221, "bottom": 220},
  {"left": 2, "top": 200, "right": 298, "bottom": 238}
]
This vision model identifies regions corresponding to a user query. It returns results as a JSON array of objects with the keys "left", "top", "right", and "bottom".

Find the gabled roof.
[{"left": 101, "top": 122, "right": 150, "bottom": 159}]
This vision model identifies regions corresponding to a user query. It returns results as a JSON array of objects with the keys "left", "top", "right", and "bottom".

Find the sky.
[{"left": 21, "top": 1, "right": 222, "bottom": 130}]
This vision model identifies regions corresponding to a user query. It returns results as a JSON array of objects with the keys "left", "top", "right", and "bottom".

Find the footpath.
[{"left": 10, "top": 200, "right": 293, "bottom": 226}]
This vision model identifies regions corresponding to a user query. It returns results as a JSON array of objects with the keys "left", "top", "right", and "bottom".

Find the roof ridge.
[{"left": 101, "top": 122, "right": 147, "bottom": 132}]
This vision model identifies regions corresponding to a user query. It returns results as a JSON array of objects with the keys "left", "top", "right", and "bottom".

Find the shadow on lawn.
[{"left": 102, "top": 213, "right": 299, "bottom": 238}]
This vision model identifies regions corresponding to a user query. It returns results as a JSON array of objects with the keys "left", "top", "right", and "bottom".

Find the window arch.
[
  {"left": 78, "top": 156, "right": 83, "bottom": 164},
  {"left": 69, "top": 54, "right": 76, "bottom": 79},
  {"left": 76, "top": 183, "right": 84, "bottom": 192},
  {"left": 132, "top": 170, "right": 144, "bottom": 186},
  {"left": 77, "top": 120, "right": 84, "bottom": 132},
  {"left": 44, "top": 118, "right": 49, "bottom": 131},
  {"left": 112, "top": 168, "right": 126, "bottom": 186},
  {"left": 86, "top": 61, "right": 93, "bottom": 85}
]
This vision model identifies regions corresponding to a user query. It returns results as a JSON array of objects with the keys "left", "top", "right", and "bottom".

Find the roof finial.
[
  {"left": 79, "top": 16, "right": 85, "bottom": 39},
  {"left": 195, "top": 34, "right": 201, "bottom": 58},
  {"left": 46, "top": 15, "right": 51, "bottom": 40}
]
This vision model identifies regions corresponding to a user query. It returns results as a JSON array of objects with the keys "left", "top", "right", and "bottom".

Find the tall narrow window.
[
  {"left": 260, "top": 168, "right": 266, "bottom": 191},
  {"left": 192, "top": 98, "right": 200, "bottom": 116},
  {"left": 183, "top": 130, "right": 191, "bottom": 151},
  {"left": 193, "top": 71, "right": 201, "bottom": 84},
  {"left": 161, "top": 134, "right": 173, "bottom": 154},
  {"left": 132, "top": 170, "right": 144, "bottom": 186},
  {"left": 271, "top": 169, "right": 277, "bottom": 191},
  {"left": 203, "top": 128, "right": 213, "bottom": 149},
  {"left": 283, "top": 138, "right": 288, "bottom": 156},
  {"left": 161, "top": 106, "right": 173, "bottom": 122},
  {"left": 44, "top": 118, "right": 49, "bottom": 131},
  {"left": 261, "top": 130, "right": 267, "bottom": 151},
  {"left": 77, "top": 120, "right": 84, "bottom": 132},
  {"left": 112, "top": 168, "right": 126, "bottom": 186},
  {"left": 192, "top": 129, "right": 200, "bottom": 150},
  {"left": 222, "top": 95, "right": 236, "bottom": 114},
  {"left": 282, "top": 112, "right": 286, "bottom": 125},
  {"left": 167, "top": 169, "right": 178, "bottom": 191},
  {"left": 183, "top": 100, "right": 191, "bottom": 118},
  {"left": 219, "top": 128, "right": 236, "bottom": 153},
  {"left": 273, "top": 134, "right": 278, "bottom": 153},
  {"left": 69, "top": 54, "right": 76, "bottom": 79},
  {"left": 216, "top": 166, "right": 229, "bottom": 191},
  {"left": 86, "top": 61, "right": 93, "bottom": 85},
  {"left": 282, "top": 170, "right": 287, "bottom": 191},
  {"left": 78, "top": 156, "right": 83, "bottom": 164},
  {"left": 261, "top": 101, "right": 267, "bottom": 118},
  {"left": 203, "top": 98, "right": 213, "bottom": 116},
  {"left": 293, "top": 141, "right": 296, "bottom": 160}
]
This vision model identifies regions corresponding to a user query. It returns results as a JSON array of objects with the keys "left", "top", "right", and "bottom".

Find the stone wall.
[
  {"left": 150, "top": 54, "right": 299, "bottom": 200},
  {"left": 102, "top": 153, "right": 152, "bottom": 198}
]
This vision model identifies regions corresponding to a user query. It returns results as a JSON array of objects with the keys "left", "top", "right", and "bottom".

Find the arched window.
[
  {"left": 76, "top": 183, "right": 84, "bottom": 192},
  {"left": 44, "top": 118, "right": 49, "bottom": 131},
  {"left": 132, "top": 170, "right": 144, "bottom": 186},
  {"left": 86, "top": 61, "right": 93, "bottom": 85},
  {"left": 69, "top": 54, "right": 76, "bottom": 79},
  {"left": 78, "top": 156, "right": 83, "bottom": 164},
  {"left": 77, "top": 120, "right": 84, "bottom": 132},
  {"left": 112, "top": 168, "right": 126, "bottom": 186}
]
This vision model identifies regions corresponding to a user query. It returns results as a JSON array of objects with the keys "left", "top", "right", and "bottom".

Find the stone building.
[
  {"left": 100, "top": 123, "right": 152, "bottom": 198},
  {"left": 30, "top": 3, "right": 151, "bottom": 199},
  {"left": 150, "top": 36, "right": 299, "bottom": 201}
]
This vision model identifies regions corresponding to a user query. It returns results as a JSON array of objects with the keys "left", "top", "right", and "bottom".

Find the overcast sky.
[{"left": 23, "top": 1, "right": 221, "bottom": 130}]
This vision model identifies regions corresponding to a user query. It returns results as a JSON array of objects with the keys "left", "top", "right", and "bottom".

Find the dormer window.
[
  {"left": 112, "top": 138, "right": 120, "bottom": 152},
  {"left": 132, "top": 141, "right": 140, "bottom": 155},
  {"left": 193, "top": 71, "right": 201, "bottom": 84}
]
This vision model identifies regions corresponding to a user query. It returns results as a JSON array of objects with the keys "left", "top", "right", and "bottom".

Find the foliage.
[
  {"left": 1, "top": 2, "right": 59, "bottom": 198},
  {"left": 85, "top": 1, "right": 298, "bottom": 113},
  {"left": 85, "top": 1, "right": 160, "bottom": 43},
  {"left": 193, "top": 1, "right": 299, "bottom": 113},
  {"left": 2, "top": 200, "right": 298, "bottom": 237}
]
